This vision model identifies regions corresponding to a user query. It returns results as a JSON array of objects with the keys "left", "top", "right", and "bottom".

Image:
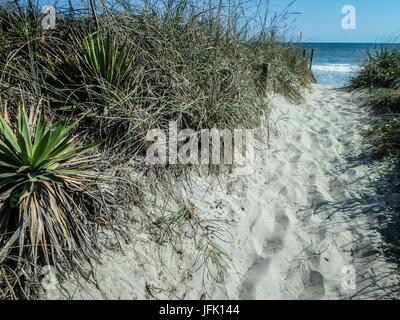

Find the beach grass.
[
  {"left": 0, "top": 0, "right": 312, "bottom": 299},
  {"left": 352, "top": 43, "right": 400, "bottom": 159},
  {"left": 352, "top": 42, "right": 400, "bottom": 268}
]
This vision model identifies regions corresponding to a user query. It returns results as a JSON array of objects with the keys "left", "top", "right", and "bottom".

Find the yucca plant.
[
  {"left": 71, "top": 30, "right": 136, "bottom": 88},
  {"left": 0, "top": 104, "right": 101, "bottom": 273}
]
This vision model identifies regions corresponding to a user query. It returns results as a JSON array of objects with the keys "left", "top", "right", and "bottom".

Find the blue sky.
[
  {"left": 37, "top": 0, "right": 400, "bottom": 43},
  {"left": 273, "top": 0, "right": 400, "bottom": 43}
]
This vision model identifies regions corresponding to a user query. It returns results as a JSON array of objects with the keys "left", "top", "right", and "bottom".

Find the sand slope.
[{"left": 46, "top": 85, "right": 399, "bottom": 300}]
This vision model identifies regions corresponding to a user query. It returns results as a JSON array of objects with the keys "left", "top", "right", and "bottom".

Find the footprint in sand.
[
  {"left": 283, "top": 252, "right": 326, "bottom": 300},
  {"left": 278, "top": 186, "right": 288, "bottom": 198},
  {"left": 239, "top": 257, "right": 271, "bottom": 299},
  {"left": 307, "top": 185, "right": 327, "bottom": 207},
  {"left": 298, "top": 269, "right": 325, "bottom": 299},
  {"left": 240, "top": 210, "right": 290, "bottom": 299},
  {"left": 318, "top": 128, "right": 330, "bottom": 135},
  {"left": 310, "top": 132, "right": 320, "bottom": 149},
  {"left": 304, "top": 161, "right": 319, "bottom": 186},
  {"left": 321, "top": 135, "right": 334, "bottom": 148},
  {"left": 289, "top": 154, "right": 302, "bottom": 170},
  {"left": 262, "top": 211, "right": 289, "bottom": 254}
]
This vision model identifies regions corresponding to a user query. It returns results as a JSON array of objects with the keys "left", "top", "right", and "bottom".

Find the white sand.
[{"left": 46, "top": 84, "right": 399, "bottom": 300}]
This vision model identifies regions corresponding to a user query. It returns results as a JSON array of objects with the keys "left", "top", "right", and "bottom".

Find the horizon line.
[{"left": 297, "top": 41, "right": 400, "bottom": 44}]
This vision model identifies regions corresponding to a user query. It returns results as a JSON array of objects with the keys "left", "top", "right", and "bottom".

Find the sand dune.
[{"left": 46, "top": 85, "right": 399, "bottom": 300}]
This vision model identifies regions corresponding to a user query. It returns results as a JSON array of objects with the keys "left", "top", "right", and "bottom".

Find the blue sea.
[{"left": 302, "top": 43, "right": 400, "bottom": 87}]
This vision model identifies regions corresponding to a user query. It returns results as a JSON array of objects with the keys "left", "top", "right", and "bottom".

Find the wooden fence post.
[{"left": 309, "top": 48, "right": 314, "bottom": 69}]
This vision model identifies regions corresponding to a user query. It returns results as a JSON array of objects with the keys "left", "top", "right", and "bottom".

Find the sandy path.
[
  {"left": 47, "top": 85, "right": 399, "bottom": 300},
  {"left": 234, "top": 85, "right": 399, "bottom": 300}
]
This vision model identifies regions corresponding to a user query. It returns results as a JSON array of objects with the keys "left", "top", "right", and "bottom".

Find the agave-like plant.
[
  {"left": 71, "top": 30, "right": 136, "bottom": 88},
  {"left": 0, "top": 104, "right": 101, "bottom": 271}
]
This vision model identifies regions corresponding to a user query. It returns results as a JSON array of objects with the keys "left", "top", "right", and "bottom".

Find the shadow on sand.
[{"left": 311, "top": 147, "right": 400, "bottom": 299}]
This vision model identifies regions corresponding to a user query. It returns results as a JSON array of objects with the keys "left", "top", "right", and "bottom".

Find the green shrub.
[
  {"left": 69, "top": 31, "right": 136, "bottom": 89},
  {"left": 0, "top": 104, "right": 101, "bottom": 274},
  {"left": 0, "top": 1, "right": 313, "bottom": 299},
  {"left": 366, "top": 88, "right": 400, "bottom": 114},
  {"left": 352, "top": 47, "right": 400, "bottom": 88},
  {"left": 365, "top": 116, "right": 400, "bottom": 158},
  {"left": 353, "top": 45, "right": 400, "bottom": 161}
]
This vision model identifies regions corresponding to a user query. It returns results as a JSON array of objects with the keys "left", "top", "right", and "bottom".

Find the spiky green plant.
[
  {"left": 352, "top": 46, "right": 400, "bottom": 89},
  {"left": 71, "top": 30, "right": 136, "bottom": 88},
  {"left": 0, "top": 104, "right": 101, "bottom": 271}
]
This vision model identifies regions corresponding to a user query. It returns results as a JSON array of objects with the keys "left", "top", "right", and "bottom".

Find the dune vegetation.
[
  {"left": 352, "top": 44, "right": 400, "bottom": 159},
  {"left": 0, "top": 0, "right": 313, "bottom": 299},
  {"left": 351, "top": 43, "right": 400, "bottom": 266}
]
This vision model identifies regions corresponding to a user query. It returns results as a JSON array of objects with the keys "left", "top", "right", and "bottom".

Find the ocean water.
[{"left": 302, "top": 43, "right": 399, "bottom": 87}]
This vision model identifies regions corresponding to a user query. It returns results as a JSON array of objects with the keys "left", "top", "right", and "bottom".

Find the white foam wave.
[{"left": 312, "top": 64, "right": 361, "bottom": 73}]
